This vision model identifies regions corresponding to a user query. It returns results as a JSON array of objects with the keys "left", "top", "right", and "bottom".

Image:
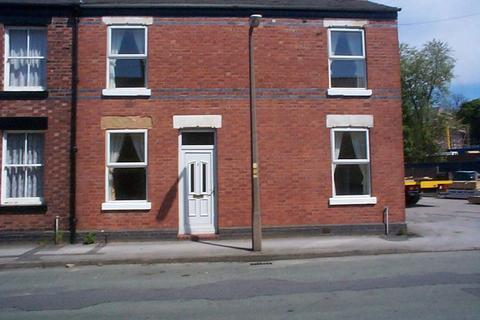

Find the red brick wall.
[
  {"left": 75, "top": 17, "right": 405, "bottom": 233},
  {"left": 0, "top": 18, "right": 72, "bottom": 231}
]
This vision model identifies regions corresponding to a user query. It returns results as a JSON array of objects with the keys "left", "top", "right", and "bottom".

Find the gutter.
[
  {"left": 69, "top": 5, "right": 79, "bottom": 244},
  {"left": 80, "top": 4, "right": 399, "bottom": 12}
]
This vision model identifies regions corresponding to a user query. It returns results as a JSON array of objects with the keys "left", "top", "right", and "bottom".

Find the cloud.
[{"left": 378, "top": 0, "right": 480, "bottom": 88}]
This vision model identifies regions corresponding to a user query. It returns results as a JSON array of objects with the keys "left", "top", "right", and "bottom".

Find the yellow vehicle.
[
  {"left": 418, "top": 179, "right": 453, "bottom": 193},
  {"left": 404, "top": 179, "right": 421, "bottom": 206}
]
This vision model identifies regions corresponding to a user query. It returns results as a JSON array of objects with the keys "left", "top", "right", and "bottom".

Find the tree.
[
  {"left": 400, "top": 40, "right": 455, "bottom": 162},
  {"left": 457, "top": 99, "right": 480, "bottom": 145}
]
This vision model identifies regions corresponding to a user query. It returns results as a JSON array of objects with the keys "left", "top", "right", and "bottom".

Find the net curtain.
[
  {"left": 5, "top": 133, "right": 44, "bottom": 199},
  {"left": 8, "top": 29, "right": 46, "bottom": 87}
]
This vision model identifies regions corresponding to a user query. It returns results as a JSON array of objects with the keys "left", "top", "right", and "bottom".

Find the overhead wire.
[{"left": 399, "top": 12, "right": 480, "bottom": 26}]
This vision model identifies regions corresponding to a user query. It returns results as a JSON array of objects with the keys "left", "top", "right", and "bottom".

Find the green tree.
[
  {"left": 400, "top": 40, "right": 455, "bottom": 162},
  {"left": 457, "top": 99, "right": 480, "bottom": 145}
]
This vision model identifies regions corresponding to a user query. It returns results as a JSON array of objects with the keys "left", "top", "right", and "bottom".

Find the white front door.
[{"left": 179, "top": 131, "right": 216, "bottom": 234}]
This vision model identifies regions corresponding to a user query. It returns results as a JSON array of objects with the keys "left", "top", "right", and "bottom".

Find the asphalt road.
[{"left": 1, "top": 251, "right": 479, "bottom": 320}]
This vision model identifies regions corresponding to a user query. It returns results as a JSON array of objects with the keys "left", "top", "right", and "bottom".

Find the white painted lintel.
[
  {"left": 102, "top": 17, "right": 153, "bottom": 25},
  {"left": 323, "top": 19, "right": 368, "bottom": 28},
  {"left": 173, "top": 115, "right": 222, "bottom": 129},
  {"left": 326, "top": 115, "right": 374, "bottom": 128}
]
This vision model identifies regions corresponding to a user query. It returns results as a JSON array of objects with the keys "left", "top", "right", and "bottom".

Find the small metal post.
[
  {"left": 384, "top": 207, "right": 389, "bottom": 236},
  {"left": 54, "top": 216, "right": 60, "bottom": 244}
]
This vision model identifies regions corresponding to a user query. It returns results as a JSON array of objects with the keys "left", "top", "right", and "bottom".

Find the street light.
[{"left": 249, "top": 14, "right": 262, "bottom": 252}]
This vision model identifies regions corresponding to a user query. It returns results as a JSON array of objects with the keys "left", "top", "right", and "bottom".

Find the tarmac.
[{"left": 0, "top": 197, "right": 479, "bottom": 270}]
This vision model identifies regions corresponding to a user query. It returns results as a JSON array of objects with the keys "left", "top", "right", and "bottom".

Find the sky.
[{"left": 377, "top": 0, "right": 480, "bottom": 101}]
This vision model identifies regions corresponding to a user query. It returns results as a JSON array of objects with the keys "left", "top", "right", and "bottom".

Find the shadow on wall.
[{"left": 157, "top": 176, "right": 180, "bottom": 222}]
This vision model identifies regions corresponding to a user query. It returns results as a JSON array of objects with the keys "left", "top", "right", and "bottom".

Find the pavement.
[{"left": 0, "top": 197, "right": 479, "bottom": 270}]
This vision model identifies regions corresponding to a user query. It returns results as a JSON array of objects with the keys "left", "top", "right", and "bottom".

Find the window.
[
  {"left": 103, "top": 130, "right": 151, "bottom": 210},
  {"left": 1, "top": 132, "right": 44, "bottom": 205},
  {"left": 328, "top": 29, "right": 371, "bottom": 96},
  {"left": 4, "top": 28, "right": 47, "bottom": 91},
  {"left": 104, "top": 26, "right": 150, "bottom": 96},
  {"left": 330, "top": 128, "right": 376, "bottom": 205}
]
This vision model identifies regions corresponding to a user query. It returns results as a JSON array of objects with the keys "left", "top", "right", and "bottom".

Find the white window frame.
[
  {"left": 1, "top": 131, "right": 45, "bottom": 206},
  {"left": 329, "top": 128, "right": 377, "bottom": 205},
  {"left": 102, "top": 25, "right": 151, "bottom": 97},
  {"left": 327, "top": 28, "right": 372, "bottom": 97},
  {"left": 4, "top": 27, "right": 47, "bottom": 91},
  {"left": 102, "top": 129, "right": 151, "bottom": 210}
]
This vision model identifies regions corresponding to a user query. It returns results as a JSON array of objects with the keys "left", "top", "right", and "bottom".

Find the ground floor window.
[
  {"left": 330, "top": 128, "right": 376, "bottom": 205},
  {"left": 1, "top": 131, "right": 44, "bottom": 205},
  {"left": 103, "top": 129, "right": 150, "bottom": 210}
]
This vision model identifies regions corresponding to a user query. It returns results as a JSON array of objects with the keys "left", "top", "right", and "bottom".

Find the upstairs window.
[
  {"left": 107, "top": 26, "right": 147, "bottom": 89},
  {"left": 328, "top": 29, "right": 366, "bottom": 89},
  {"left": 4, "top": 28, "right": 47, "bottom": 91},
  {"left": 1, "top": 132, "right": 44, "bottom": 205}
]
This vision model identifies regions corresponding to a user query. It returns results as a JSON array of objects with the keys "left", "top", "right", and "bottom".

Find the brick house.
[{"left": 0, "top": 0, "right": 406, "bottom": 242}]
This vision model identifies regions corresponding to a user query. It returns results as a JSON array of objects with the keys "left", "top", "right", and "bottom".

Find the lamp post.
[{"left": 249, "top": 14, "right": 262, "bottom": 252}]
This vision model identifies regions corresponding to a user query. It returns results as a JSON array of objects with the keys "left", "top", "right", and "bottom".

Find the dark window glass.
[
  {"left": 334, "top": 164, "right": 369, "bottom": 196},
  {"left": 112, "top": 59, "right": 146, "bottom": 88},
  {"left": 331, "top": 60, "right": 366, "bottom": 88},
  {"left": 331, "top": 31, "right": 363, "bottom": 56},
  {"left": 109, "top": 167, "right": 146, "bottom": 200},
  {"left": 111, "top": 28, "right": 145, "bottom": 55},
  {"left": 182, "top": 132, "right": 215, "bottom": 145},
  {"left": 202, "top": 163, "right": 207, "bottom": 193},
  {"left": 190, "top": 163, "right": 195, "bottom": 193}
]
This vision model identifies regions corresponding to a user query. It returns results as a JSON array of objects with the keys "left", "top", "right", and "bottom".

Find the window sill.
[
  {"left": 102, "top": 201, "right": 151, "bottom": 211},
  {"left": 329, "top": 196, "right": 377, "bottom": 206},
  {"left": 327, "top": 88, "right": 372, "bottom": 97},
  {"left": 0, "top": 90, "right": 49, "bottom": 100},
  {"left": 102, "top": 88, "right": 151, "bottom": 97}
]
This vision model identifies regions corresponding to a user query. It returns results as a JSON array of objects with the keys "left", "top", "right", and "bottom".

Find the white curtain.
[
  {"left": 108, "top": 134, "right": 125, "bottom": 200},
  {"left": 5, "top": 133, "right": 44, "bottom": 198},
  {"left": 27, "top": 134, "right": 44, "bottom": 164},
  {"left": 9, "top": 59, "right": 28, "bottom": 87},
  {"left": 6, "top": 134, "right": 24, "bottom": 164},
  {"left": 350, "top": 132, "right": 369, "bottom": 194},
  {"left": 6, "top": 167, "right": 24, "bottom": 198},
  {"left": 334, "top": 131, "right": 343, "bottom": 159},
  {"left": 111, "top": 29, "right": 126, "bottom": 55},
  {"left": 130, "top": 133, "right": 144, "bottom": 162},
  {"left": 28, "top": 59, "right": 44, "bottom": 87},
  {"left": 108, "top": 59, "right": 117, "bottom": 88},
  {"left": 8, "top": 30, "right": 45, "bottom": 87},
  {"left": 5, "top": 135, "right": 24, "bottom": 196},
  {"left": 26, "top": 167, "right": 43, "bottom": 197},
  {"left": 109, "top": 29, "right": 126, "bottom": 88},
  {"left": 109, "top": 133, "right": 125, "bottom": 163},
  {"left": 350, "top": 132, "right": 366, "bottom": 160}
]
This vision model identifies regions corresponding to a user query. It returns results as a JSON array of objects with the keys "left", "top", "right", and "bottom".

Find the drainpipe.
[{"left": 69, "top": 7, "right": 79, "bottom": 244}]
